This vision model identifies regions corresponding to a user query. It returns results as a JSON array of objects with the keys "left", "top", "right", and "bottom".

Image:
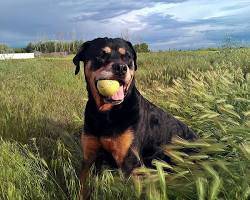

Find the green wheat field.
[{"left": 0, "top": 48, "right": 250, "bottom": 200}]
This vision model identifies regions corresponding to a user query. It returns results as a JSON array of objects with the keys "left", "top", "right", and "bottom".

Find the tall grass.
[
  {"left": 87, "top": 62, "right": 249, "bottom": 200},
  {"left": 0, "top": 48, "right": 249, "bottom": 199},
  {"left": 0, "top": 139, "right": 80, "bottom": 200}
]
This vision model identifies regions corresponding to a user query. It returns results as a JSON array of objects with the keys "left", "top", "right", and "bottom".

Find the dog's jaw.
[{"left": 84, "top": 61, "right": 135, "bottom": 112}]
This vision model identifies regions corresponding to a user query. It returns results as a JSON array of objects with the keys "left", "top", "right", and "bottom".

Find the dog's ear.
[
  {"left": 126, "top": 41, "right": 137, "bottom": 71},
  {"left": 73, "top": 41, "right": 91, "bottom": 75}
]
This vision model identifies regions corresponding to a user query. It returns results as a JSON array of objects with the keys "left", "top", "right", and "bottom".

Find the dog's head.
[{"left": 73, "top": 37, "right": 137, "bottom": 112}]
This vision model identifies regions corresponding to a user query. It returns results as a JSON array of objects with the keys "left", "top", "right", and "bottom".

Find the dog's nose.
[{"left": 112, "top": 63, "right": 127, "bottom": 76}]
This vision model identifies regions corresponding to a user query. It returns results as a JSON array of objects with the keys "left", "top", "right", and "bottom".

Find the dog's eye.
[
  {"left": 93, "top": 53, "right": 110, "bottom": 68},
  {"left": 121, "top": 52, "right": 133, "bottom": 68},
  {"left": 97, "top": 51, "right": 110, "bottom": 62},
  {"left": 122, "top": 52, "right": 132, "bottom": 61}
]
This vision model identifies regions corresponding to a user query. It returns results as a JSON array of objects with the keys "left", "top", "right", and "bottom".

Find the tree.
[
  {"left": 0, "top": 44, "right": 13, "bottom": 53},
  {"left": 25, "top": 43, "right": 35, "bottom": 53},
  {"left": 133, "top": 43, "right": 150, "bottom": 53}
]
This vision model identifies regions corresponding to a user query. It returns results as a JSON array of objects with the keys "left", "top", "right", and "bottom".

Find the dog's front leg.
[
  {"left": 79, "top": 160, "right": 94, "bottom": 199},
  {"left": 80, "top": 134, "right": 101, "bottom": 199}
]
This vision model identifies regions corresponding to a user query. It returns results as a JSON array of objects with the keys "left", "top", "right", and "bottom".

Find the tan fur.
[
  {"left": 99, "top": 104, "right": 114, "bottom": 112},
  {"left": 81, "top": 134, "right": 101, "bottom": 161},
  {"left": 84, "top": 57, "right": 135, "bottom": 112},
  {"left": 102, "top": 46, "right": 112, "bottom": 54},
  {"left": 123, "top": 68, "right": 134, "bottom": 92},
  {"left": 100, "top": 129, "right": 134, "bottom": 166},
  {"left": 84, "top": 61, "right": 114, "bottom": 111},
  {"left": 81, "top": 129, "right": 134, "bottom": 167},
  {"left": 80, "top": 130, "right": 134, "bottom": 198},
  {"left": 118, "top": 47, "right": 126, "bottom": 55},
  {"left": 80, "top": 134, "right": 101, "bottom": 199}
]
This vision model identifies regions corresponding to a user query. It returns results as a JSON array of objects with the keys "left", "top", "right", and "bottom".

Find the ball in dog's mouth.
[{"left": 96, "top": 79, "right": 127, "bottom": 104}]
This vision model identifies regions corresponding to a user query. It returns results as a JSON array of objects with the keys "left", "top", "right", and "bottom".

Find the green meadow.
[{"left": 0, "top": 48, "right": 249, "bottom": 200}]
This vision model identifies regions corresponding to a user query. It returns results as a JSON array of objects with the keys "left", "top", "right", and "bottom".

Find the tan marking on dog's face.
[
  {"left": 100, "top": 129, "right": 134, "bottom": 167},
  {"left": 84, "top": 56, "right": 136, "bottom": 112},
  {"left": 84, "top": 61, "right": 102, "bottom": 109},
  {"left": 123, "top": 66, "right": 135, "bottom": 92},
  {"left": 102, "top": 46, "right": 112, "bottom": 54},
  {"left": 99, "top": 104, "right": 114, "bottom": 112},
  {"left": 84, "top": 61, "right": 114, "bottom": 111},
  {"left": 118, "top": 47, "right": 126, "bottom": 55}
]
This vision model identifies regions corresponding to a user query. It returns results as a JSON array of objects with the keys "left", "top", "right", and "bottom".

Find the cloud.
[
  {"left": 0, "top": 0, "right": 249, "bottom": 49},
  {"left": 113, "top": 0, "right": 250, "bottom": 49},
  {"left": 62, "top": 0, "right": 250, "bottom": 49}
]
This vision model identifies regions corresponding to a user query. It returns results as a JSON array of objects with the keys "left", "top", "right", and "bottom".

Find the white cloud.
[
  {"left": 164, "top": 0, "right": 250, "bottom": 22},
  {"left": 1, "top": 0, "right": 250, "bottom": 49},
  {"left": 104, "top": 2, "right": 177, "bottom": 31},
  {"left": 89, "top": 0, "right": 250, "bottom": 42}
]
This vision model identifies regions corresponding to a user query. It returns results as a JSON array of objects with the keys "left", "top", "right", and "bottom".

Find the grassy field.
[{"left": 0, "top": 48, "right": 250, "bottom": 200}]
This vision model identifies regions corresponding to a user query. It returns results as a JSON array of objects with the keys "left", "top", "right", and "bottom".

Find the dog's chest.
[{"left": 81, "top": 129, "right": 134, "bottom": 166}]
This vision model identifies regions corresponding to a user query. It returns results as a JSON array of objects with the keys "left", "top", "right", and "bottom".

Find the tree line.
[{"left": 0, "top": 41, "right": 150, "bottom": 54}]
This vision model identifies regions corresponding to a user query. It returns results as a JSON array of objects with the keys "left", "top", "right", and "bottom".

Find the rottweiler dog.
[{"left": 73, "top": 37, "right": 197, "bottom": 182}]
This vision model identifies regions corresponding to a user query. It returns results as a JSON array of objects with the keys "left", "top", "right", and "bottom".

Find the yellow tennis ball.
[{"left": 97, "top": 80, "right": 120, "bottom": 97}]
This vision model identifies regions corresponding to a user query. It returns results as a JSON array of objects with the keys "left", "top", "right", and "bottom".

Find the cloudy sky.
[{"left": 1, "top": 0, "right": 250, "bottom": 50}]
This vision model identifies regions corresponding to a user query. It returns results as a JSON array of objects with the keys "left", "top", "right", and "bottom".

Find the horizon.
[
  {"left": 4, "top": 39, "right": 250, "bottom": 52},
  {"left": 1, "top": 0, "right": 250, "bottom": 50}
]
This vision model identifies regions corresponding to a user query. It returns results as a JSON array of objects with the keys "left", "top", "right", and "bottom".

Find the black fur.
[
  {"left": 73, "top": 37, "right": 197, "bottom": 175},
  {"left": 84, "top": 81, "right": 197, "bottom": 173}
]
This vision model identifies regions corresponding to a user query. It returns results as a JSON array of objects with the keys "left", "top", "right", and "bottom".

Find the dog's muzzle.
[{"left": 112, "top": 63, "right": 127, "bottom": 77}]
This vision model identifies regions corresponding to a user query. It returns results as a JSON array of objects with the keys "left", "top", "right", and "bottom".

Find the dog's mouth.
[{"left": 95, "top": 79, "right": 129, "bottom": 105}]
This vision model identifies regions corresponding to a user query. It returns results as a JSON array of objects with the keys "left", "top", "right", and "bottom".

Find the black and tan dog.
[{"left": 73, "top": 37, "right": 197, "bottom": 184}]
